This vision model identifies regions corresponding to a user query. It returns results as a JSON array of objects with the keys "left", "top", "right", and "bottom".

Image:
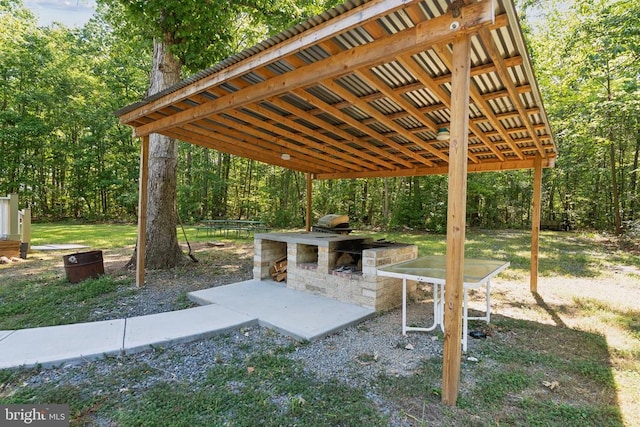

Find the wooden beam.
[
  {"left": 20, "top": 208, "right": 31, "bottom": 250},
  {"left": 306, "top": 173, "right": 313, "bottom": 232},
  {"left": 234, "top": 105, "right": 369, "bottom": 171},
  {"left": 531, "top": 153, "right": 542, "bottom": 292},
  {"left": 192, "top": 80, "right": 387, "bottom": 172},
  {"left": 132, "top": 0, "right": 495, "bottom": 137},
  {"left": 7, "top": 194, "right": 20, "bottom": 240},
  {"left": 355, "top": 67, "right": 439, "bottom": 134},
  {"left": 432, "top": 55, "right": 523, "bottom": 86},
  {"left": 191, "top": 70, "right": 400, "bottom": 171},
  {"left": 135, "top": 111, "right": 335, "bottom": 173},
  {"left": 221, "top": 110, "right": 356, "bottom": 172},
  {"left": 396, "top": 54, "right": 505, "bottom": 161},
  {"left": 163, "top": 126, "right": 331, "bottom": 173},
  {"left": 324, "top": 56, "right": 523, "bottom": 112},
  {"left": 315, "top": 155, "right": 556, "bottom": 180},
  {"left": 442, "top": 33, "right": 471, "bottom": 407},
  {"left": 136, "top": 135, "right": 149, "bottom": 287}
]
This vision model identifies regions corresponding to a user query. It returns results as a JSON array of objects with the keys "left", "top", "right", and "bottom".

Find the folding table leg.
[
  {"left": 403, "top": 280, "right": 441, "bottom": 335},
  {"left": 463, "top": 279, "right": 493, "bottom": 352},
  {"left": 463, "top": 287, "right": 469, "bottom": 352},
  {"left": 402, "top": 278, "right": 407, "bottom": 335},
  {"left": 486, "top": 279, "right": 491, "bottom": 323}
]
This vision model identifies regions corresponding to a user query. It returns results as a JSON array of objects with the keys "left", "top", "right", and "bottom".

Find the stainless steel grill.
[{"left": 312, "top": 214, "right": 352, "bottom": 234}]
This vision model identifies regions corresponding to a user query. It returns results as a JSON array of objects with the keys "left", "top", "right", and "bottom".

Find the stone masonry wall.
[
  {"left": 361, "top": 245, "right": 418, "bottom": 311},
  {"left": 253, "top": 234, "right": 418, "bottom": 311},
  {"left": 253, "top": 239, "right": 287, "bottom": 279}
]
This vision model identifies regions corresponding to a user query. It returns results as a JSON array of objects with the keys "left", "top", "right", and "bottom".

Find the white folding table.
[{"left": 377, "top": 255, "right": 510, "bottom": 351}]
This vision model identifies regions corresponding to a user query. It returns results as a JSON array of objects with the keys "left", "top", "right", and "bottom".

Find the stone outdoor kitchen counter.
[{"left": 253, "top": 232, "right": 418, "bottom": 311}]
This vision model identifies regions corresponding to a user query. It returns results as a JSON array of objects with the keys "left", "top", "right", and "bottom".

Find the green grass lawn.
[
  {"left": 30, "top": 223, "right": 139, "bottom": 249},
  {"left": 1, "top": 224, "right": 638, "bottom": 426},
  {"left": 28, "top": 222, "right": 634, "bottom": 278},
  {"left": 7, "top": 223, "right": 636, "bottom": 332}
]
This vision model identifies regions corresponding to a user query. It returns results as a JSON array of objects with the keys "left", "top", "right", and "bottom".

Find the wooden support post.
[
  {"left": 530, "top": 154, "right": 542, "bottom": 293},
  {"left": 136, "top": 136, "right": 150, "bottom": 287},
  {"left": 8, "top": 194, "right": 20, "bottom": 241},
  {"left": 306, "top": 173, "right": 312, "bottom": 232},
  {"left": 442, "top": 33, "right": 471, "bottom": 406},
  {"left": 20, "top": 208, "right": 31, "bottom": 250}
]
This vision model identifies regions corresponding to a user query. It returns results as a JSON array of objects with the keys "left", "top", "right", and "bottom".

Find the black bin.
[
  {"left": 63, "top": 250, "right": 104, "bottom": 283},
  {"left": 20, "top": 242, "right": 28, "bottom": 259}
]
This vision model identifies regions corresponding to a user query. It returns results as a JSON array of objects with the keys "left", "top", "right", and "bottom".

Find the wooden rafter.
[
  {"left": 201, "top": 71, "right": 396, "bottom": 172},
  {"left": 319, "top": 79, "right": 441, "bottom": 166},
  {"left": 118, "top": 0, "right": 555, "bottom": 179},
  {"left": 290, "top": 87, "right": 417, "bottom": 169},
  {"left": 478, "top": 27, "right": 546, "bottom": 157},
  {"left": 395, "top": 53, "right": 503, "bottom": 161},
  {"left": 116, "top": 0, "right": 556, "bottom": 178},
  {"left": 432, "top": 43, "right": 527, "bottom": 160},
  {"left": 265, "top": 96, "right": 398, "bottom": 169}
]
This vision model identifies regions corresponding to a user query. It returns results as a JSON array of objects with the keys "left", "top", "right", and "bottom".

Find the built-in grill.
[
  {"left": 253, "top": 232, "right": 418, "bottom": 311},
  {"left": 333, "top": 239, "right": 406, "bottom": 274},
  {"left": 311, "top": 215, "right": 408, "bottom": 273},
  {"left": 312, "top": 214, "right": 352, "bottom": 234}
]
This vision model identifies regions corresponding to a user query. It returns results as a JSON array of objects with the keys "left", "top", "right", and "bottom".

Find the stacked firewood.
[{"left": 270, "top": 255, "right": 287, "bottom": 282}]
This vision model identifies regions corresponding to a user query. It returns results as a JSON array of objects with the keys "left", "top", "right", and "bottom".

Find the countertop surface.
[{"left": 254, "top": 232, "right": 369, "bottom": 246}]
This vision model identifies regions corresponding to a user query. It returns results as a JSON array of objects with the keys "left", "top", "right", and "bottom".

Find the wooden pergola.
[{"left": 116, "top": 0, "right": 556, "bottom": 405}]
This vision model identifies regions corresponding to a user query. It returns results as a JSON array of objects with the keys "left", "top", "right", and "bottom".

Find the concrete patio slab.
[
  {"left": 30, "top": 244, "right": 89, "bottom": 251},
  {"left": 188, "top": 280, "right": 375, "bottom": 341},
  {"left": 0, "top": 319, "right": 125, "bottom": 369},
  {"left": 123, "top": 305, "right": 257, "bottom": 354},
  {"left": 0, "top": 280, "right": 376, "bottom": 371},
  {"left": 0, "top": 330, "right": 14, "bottom": 342}
]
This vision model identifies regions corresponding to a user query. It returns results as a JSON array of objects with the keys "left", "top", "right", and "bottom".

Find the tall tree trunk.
[
  {"left": 186, "top": 144, "right": 193, "bottom": 193},
  {"left": 239, "top": 159, "right": 253, "bottom": 219},
  {"left": 630, "top": 129, "right": 640, "bottom": 219},
  {"left": 201, "top": 148, "right": 211, "bottom": 218},
  {"left": 361, "top": 179, "right": 368, "bottom": 223},
  {"left": 383, "top": 178, "right": 389, "bottom": 220},
  {"left": 130, "top": 35, "right": 185, "bottom": 269},
  {"left": 610, "top": 136, "right": 622, "bottom": 234},
  {"left": 606, "top": 66, "right": 622, "bottom": 235},
  {"left": 221, "top": 153, "right": 231, "bottom": 218},
  {"left": 294, "top": 171, "right": 304, "bottom": 224}
]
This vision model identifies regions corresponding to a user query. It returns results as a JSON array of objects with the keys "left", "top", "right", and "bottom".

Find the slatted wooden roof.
[{"left": 116, "top": 0, "right": 556, "bottom": 180}]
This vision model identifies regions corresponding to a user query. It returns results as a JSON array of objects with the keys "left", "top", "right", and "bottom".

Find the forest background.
[{"left": 1, "top": 0, "right": 638, "bottom": 235}]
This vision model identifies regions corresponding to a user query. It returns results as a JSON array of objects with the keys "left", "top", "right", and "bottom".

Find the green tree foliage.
[
  {"left": 103, "top": 0, "right": 340, "bottom": 73},
  {"left": 529, "top": 0, "right": 640, "bottom": 233},
  {"left": 1, "top": 0, "right": 639, "bottom": 236},
  {"left": 0, "top": 0, "right": 148, "bottom": 220}
]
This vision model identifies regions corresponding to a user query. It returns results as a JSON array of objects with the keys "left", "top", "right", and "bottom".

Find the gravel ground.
[
  {"left": 8, "top": 243, "right": 449, "bottom": 425},
  {"left": 7, "top": 237, "right": 638, "bottom": 425},
  {"left": 23, "top": 305, "right": 443, "bottom": 425}
]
